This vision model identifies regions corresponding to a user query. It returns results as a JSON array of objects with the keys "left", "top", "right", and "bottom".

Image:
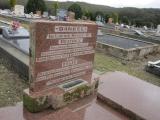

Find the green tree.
[
  {"left": 95, "top": 11, "right": 104, "bottom": 18},
  {"left": 53, "top": 1, "right": 59, "bottom": 16},
  {"left": 89, "top": 12, "right": 94, "bottom": 21},
  {"left": 9, "top": 0, "right": 16, "bottom": 8},
  {"left": 83, "top": 9, "right": 93, "bottom": 20},
  {"left": 121, "top": 16, "right": 130, "bottom": 25},
  {"left": 111, "top": 12, "right": 119, "bottom": 23},
  {"left": 105, "top": 13, "right": 111, "bottom": 23},
  {"left": 26, "top": 0, "right": 47, "bottom": 14},
  {"left": 83, "top": 9, "right": 89, "bottom": 17},
  {"left": 0, "top": 0, "right": 9, "bottom": 9},
  {"left": 68, "top": 3, "right": 82, "bottom": 19}
]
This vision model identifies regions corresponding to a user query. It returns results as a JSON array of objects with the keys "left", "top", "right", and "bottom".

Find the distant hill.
[
  {"left": 0, "top": 0, "right": 118, "bottom": 18},
  {"left": 15, "top": 0, "right": 115, "bottom": 13},
  {"left": 0, "top": 0, "right": 160, "bottom": 27},
  {"left": 46, "top": 1, "right": 115, "bottom": 13}
]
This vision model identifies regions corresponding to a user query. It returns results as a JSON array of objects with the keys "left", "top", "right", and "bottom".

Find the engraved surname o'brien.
[
  {"left": 55, "top": 26, "right": 88, "bottom": 33},
  {"left": 46, "top": 33, "right": 92, "bottom": 39},
  {"left": 58, "top": 38, "right": 83, "bottom": 44}
]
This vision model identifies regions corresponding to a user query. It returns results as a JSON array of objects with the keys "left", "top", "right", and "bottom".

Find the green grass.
[
  {"left": 94, "top": 52, "right": 160, "bottom": 86},
  {"left": 0, "top": 52, "right": 159, "bottom": 107}
]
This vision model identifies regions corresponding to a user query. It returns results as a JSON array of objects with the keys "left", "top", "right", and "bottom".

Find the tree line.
[{"left": 1, "top": 0, "right": 160, "bottom": 28}]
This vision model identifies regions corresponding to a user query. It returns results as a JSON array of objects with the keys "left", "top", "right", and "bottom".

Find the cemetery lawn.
[
  {"left": 94, "top": 52, "right": 160, "bottom": 86},
  {"left": 0, "top": 61, "right": 28, "bottom": 107}
]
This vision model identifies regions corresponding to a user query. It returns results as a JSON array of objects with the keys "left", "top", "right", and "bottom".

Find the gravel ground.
[{"left": 0, "top": 58, "right": 28, "bottom": 107}]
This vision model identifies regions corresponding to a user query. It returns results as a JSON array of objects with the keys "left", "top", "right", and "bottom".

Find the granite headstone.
[
  {"left": 23, "top": 20, "right": 98, "bottom": 112},
  {"left": 29, "top": 20, "right": 98, "bottom": 92}
]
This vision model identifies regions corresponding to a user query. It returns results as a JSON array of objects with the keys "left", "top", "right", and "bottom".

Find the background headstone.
[
  {"left": 108, "top": 18, "right": 113, "bottom": 24},
  {"left": 14, "top": 5, "right": 24, "bottom": 16},
  {"left": 36, "top": 11, "right": 41, "bottom": 16},
  {"left": 157, "top": 25, "right": 160, "bottom": 34},
  {"left": 57, "top": 9, "right": 67, "bottom": 21},
  {"left": 43, "top": 11, "right": 49, "bottom": 18},
  {"left": 68, "top": 11, "right": 75, "bottom": 21}
]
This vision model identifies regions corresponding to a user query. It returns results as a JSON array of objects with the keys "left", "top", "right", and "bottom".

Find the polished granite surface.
[
  {"left": 98, "top": 71, "right": 160, "bottom": 120},
  {"left": 0, "top": 35, "right": 29, "bottom": 55},
  {"left": 0, "top": 95, "right": 128, "bottom": 120}
]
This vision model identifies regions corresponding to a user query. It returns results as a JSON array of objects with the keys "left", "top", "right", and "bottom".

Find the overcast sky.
[{"left": 50, "top": 0, "right": 160, "bottom": 8}]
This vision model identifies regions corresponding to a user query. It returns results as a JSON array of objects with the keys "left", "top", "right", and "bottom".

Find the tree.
[
  {"left": 121, "top": 16, "right": 130, "bottom": 25},
  {"left": 53, "top": 1, "right": 59, "bottom": 16},
  {"left": 0, "top": 0, "right": 10, "bottom": 9},
  {"left": 89, "top": 12, "right": 94, "bottom": 21},
  {"left": 68, "top": 3, "right": 82, "bottom": 19},
  {"left": 26, "top": 0, "right": 47, "bottom": 14},
  {"left": 83, "top": 9, "right": 93, "bottom": 20},
  {"left": 111, "top": 12, "right": 119, "bottom": 24},
  {"left": 105, "top": 14, "right": 111, "bottom": 23},
  {"left": 95, "top": 11, "right": 104, "bottom": 18},
  {"left": 83, "top": 9, "right": 89, "bottom": 17},
  {"left": 9, "top": 0, "right": 16, "bottom": 8}
]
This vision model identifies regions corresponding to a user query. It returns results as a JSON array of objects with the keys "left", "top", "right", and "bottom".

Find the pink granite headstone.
[{"left": 29, "top": 20, "right": 98, "bottom": 92}]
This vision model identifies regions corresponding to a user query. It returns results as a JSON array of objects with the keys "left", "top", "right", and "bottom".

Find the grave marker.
[
  {"left": 157, "top": 25, "right": 160, "bottom": 34},
  {"left": 29, "top": 20, "right": 97, "bottom": 92},
  {"left": 57, "top": 9, "right": 67, "bottom": 21},
  {"left": 14, "top": 5, "right": 24, "bottom": 16},
  {"left": 24, "top": 20, "right": 99, "bottom": 112}
]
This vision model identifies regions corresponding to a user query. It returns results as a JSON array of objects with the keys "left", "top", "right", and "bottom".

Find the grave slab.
[
  {"left": 98, "top": 71, "right": 160, "bottom": 120},
  {"left": 0, "top": 96, "right": 128, "bottom": 120}
]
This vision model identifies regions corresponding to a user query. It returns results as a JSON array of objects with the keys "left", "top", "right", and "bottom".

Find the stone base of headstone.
[
  {"left": 23, "top": 89, "right": 51, "bottom": 113},
  {"left": 23, "top": 75, "right": 99, "bottom": 113}
]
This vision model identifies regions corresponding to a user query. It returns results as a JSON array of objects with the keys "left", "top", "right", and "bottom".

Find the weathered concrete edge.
[
  {"left": 0, "top": 44, "right": 29, "bottom": 80},
  {"left": 105, "top": 33, "right": 158, "bottom": 45}
]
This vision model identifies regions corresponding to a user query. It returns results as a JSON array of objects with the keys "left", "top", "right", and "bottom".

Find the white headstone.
[
  {"left": 43, "top": 11, "right": 49, "bottom": 18},
  {"left": 157, "top": 25, "right": 160, "bottom": 33},
  {"left": 57, "top": 9, "right": 67, "bottom": 20},
  {"left": 14, "top": 5, "right": 24, "bottom": 16},
  {"left": 96, "top": 15, "right": 102, "bottom": 22}
]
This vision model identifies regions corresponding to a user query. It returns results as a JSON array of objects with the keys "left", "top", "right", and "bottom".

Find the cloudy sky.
[{"left": 50, "top": 0, "right": 160, "bottom": 8}]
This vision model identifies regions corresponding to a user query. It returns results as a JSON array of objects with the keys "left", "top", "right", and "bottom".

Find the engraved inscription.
[
  {"left": 30, "top": 22, "right": 97, "bottom": 92},
  {"left": 55, "top": 26, "right": 88, "bottom": 32}
]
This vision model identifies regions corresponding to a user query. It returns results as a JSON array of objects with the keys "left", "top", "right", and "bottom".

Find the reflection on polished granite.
[
  {"left": 0, "top": 95, "right": 128, "bottom": 120},
  {"left": 98, "top": 71, "right": 160, "bottom": 120},
  {"left": 2, "top": 27, "right": 29, "bottom": 39},
  {"left": 0, "top": 35, "right": 29, "bottom": 55}
]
